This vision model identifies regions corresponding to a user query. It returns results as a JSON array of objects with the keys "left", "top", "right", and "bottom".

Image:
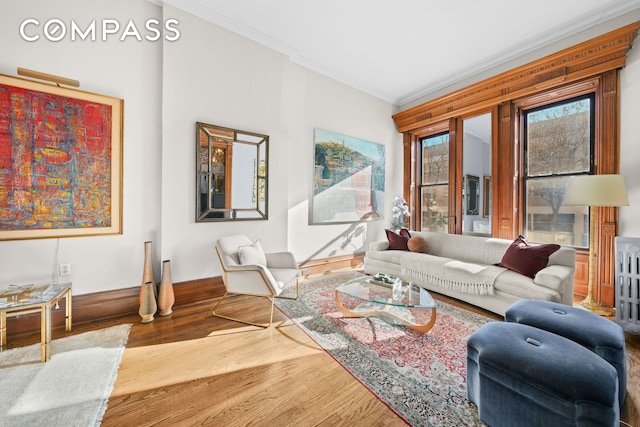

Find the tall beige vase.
[
  {"left": 142, "top": 241, "right": 156, "bottom": 296},
  {"left": 139, "top": 241, "right": 157, "bottom": 323},
  {"left": 158, "top": 260, "right": 175, "bottom": 316},
  {"left": 139, "top": 281, "right": 157, "bottom": 323}
]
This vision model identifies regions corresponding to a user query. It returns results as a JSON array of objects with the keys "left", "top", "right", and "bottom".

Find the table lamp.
[{"left": 564, "top": 174, "right": 629, "bottom": 314}]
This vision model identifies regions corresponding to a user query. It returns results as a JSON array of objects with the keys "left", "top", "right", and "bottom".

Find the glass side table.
[{"left": 0, "top": 283, "right": 72, "bottom": 362}]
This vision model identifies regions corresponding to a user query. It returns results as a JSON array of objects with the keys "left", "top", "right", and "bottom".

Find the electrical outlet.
[{"left": 59, "top": 263, "right": 72, "bottom": 276}]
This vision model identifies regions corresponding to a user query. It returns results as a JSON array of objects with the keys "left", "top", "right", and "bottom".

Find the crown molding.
[{"left": 393, "top": 21, "right": 640, "bottom": 133}]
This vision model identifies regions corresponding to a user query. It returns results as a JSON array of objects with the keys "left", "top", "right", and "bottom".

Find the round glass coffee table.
[{"left": 335, "top": 276, "right": 437, "bottom": 333}]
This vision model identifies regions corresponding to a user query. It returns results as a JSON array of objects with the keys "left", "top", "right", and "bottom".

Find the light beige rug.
[{"left": 0, "top": 324, "right": 131, "bottom": 426}]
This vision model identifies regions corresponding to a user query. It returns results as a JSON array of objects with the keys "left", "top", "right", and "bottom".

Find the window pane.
[
  {"left": 421, "top": 185, "right": 448, "bottom": 233},
  {"left": 525, "top": 176, "right": 588, "bottom": 247},
  {"left": 526, "top": 98, "right": 591, "bottom": 176},
  {"left": 422, "top": 134, "right": 449, "bottom": 184}
]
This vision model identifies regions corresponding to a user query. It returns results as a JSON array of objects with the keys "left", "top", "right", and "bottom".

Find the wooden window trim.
[{"left": 394, "top": 22, "right": 640, "bottom": 306}]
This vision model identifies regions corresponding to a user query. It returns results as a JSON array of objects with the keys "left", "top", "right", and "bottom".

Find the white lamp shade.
[{"left": 564, "top": 174, "right": 630, "bottom": 207}]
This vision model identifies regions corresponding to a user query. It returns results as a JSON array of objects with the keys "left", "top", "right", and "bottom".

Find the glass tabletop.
[
  {"left": 0, "top": 283, "right": 72, "bottom": 310},
  {"left": 336, "top": 276, "right": 435, "bottom": 309}
]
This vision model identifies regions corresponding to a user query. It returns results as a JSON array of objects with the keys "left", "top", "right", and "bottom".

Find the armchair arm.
[
  {"left": 369, "top": 240, "right": 389, "bottom": 251},
  {"left": 224, "top": 264, "right": 279, "bottom": 295},
  {"left": 266, "top": 251, "right": 299, "bottom": 270},
  {"left": 534, "top": 264, "right": 573, "bottom": 293}
]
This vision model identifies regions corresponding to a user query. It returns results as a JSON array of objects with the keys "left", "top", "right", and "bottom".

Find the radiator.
[{"left": 615, "top": 236, "right": 640, "bottom": 333}]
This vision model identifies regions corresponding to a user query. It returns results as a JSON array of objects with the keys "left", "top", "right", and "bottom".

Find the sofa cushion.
[
  {"left": 494, "top": 270, "right": 559, "bottom": 301},
  {"left": 385, "top": 228, "right": 411, "bottom": 250},
  {"left": 366, "top": 248, "right": 407, "bottom": 265},
  {"left": 498, "top": 235, "right": 560, "bottom": 278},
  {"left": 407, "top": 236, "right": 428, "bottom": 253}
]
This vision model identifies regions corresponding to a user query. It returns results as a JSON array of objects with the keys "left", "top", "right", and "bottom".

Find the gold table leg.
[
  {"left": 42, "top": 303, "right": 51, "bottom": 362},
  {"left": 65, "top": 288, "right": 72, "bottom": 332}
]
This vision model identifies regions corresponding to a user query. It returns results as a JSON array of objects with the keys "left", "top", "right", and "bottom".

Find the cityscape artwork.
[
  {"left": 312, "top": 128, "right": 384, "bottom": 224},
  {"left": 0, "top": 75, "right": 123, "bottom": 240}
]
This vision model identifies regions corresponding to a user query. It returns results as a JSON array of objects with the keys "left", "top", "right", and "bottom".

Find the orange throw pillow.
[{"left": 407, "top": 236, "right": 428, "bottom": 253}]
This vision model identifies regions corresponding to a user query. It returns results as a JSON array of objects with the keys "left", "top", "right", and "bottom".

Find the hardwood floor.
[{"left": 4, "top": 282, "right": 639, "bottom": 426}]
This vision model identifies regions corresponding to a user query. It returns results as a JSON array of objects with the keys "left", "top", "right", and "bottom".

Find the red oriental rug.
[{"left": 275, "top": 271, "right": 493, "bottom": 426}]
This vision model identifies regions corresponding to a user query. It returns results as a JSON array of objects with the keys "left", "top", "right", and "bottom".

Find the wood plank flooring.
[{"left": 4, "top": 282, "right": 639, "bottom": 426}]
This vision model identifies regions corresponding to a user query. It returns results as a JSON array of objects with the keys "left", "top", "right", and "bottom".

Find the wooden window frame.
[{"left": 393, "top": 22, "right": 640, "bottom": 306}]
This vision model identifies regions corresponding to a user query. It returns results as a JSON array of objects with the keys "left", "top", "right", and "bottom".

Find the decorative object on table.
[
  {"left": 563, "top": 174, "right": 629, "bottom": 314},
  {"left": 0, "top": 284, "right": 50, "bottom": 302},
  {"left": 391, "top": 196, "right": 410, "bottom": 229},
  {"left": 139, "top": 281, "right": 157, "bottom": 323},
  {"left": 311, "top": 128, "right": 385, "bottom": 224},
  {"left": 369, "top": 272, "right": 400, "bottom": 288},
  {"left": 274, "top": 271, "right": 493, "bottom": 425},
  {"left": 0, "top": 73, "right": 123, "bottom": 241},
  {"left": 0, "top": 324, "right": 131, "bottom": 426},
  {"left": 158, "top": 260, "right": 175, "bottom": 316}
]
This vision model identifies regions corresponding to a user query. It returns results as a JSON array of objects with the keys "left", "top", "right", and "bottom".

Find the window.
[
  {"left": 523, "top": 94, "right": 594, "bottom": 247},
  {"left": 419, "top": 132, "right": 449, "bottom": 232}
]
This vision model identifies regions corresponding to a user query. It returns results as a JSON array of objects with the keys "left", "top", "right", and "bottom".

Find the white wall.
[
  {"left": 0, "top": 0, "right": 163, "bottom": 294},
  {"left": 1, "top": 1, "right": 638, "bottom": 296},
  {"left": 0, "top": 1, "right": 400, "bottom": 293},
  {"left": 619, "top": 31, "right": 640, "bottom": 237},
  {"left": 160, "top": 6, "right": 401, "bottom": 282}
]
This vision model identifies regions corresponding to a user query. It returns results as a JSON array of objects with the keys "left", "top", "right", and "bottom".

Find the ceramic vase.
[
  {"left": 139, "top": 241, "right": 157, "bottom": 323},
  {"left": 158, "top": 260, "right": 175, "bottom": 316},
  {"left": 142, "top": 240, "right": 156, "bottom": 297},
  {"left": 139, "top": 281, "right": 157, "bottom": 323}
]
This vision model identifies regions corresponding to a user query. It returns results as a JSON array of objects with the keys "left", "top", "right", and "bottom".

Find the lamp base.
[{"left": 574, "top": 295, "right": 614, "bottom": 317}]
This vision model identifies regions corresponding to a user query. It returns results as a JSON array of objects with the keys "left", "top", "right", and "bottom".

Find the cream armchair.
[{"left": 213, "top": 234, "right": 299, "bottom": 327}]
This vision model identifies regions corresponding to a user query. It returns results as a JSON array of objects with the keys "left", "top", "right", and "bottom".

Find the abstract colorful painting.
[
  {"left": 0, "top": 74, "right": 122, "bottom": 240},
  {"left": 311, "top": 129, "right": 385, "bottom": 224}
]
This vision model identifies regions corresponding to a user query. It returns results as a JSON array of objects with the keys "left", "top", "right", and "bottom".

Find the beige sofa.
[{"left": 363, "top": 231, "right": 576, "bottom": 316}]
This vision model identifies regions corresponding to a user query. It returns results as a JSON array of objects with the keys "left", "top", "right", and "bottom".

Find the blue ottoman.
[
  {"left": 505, "top": 299, "right": 626, "bottom": 406},
  {"left": 467, "top": 322, "right": 619, "bottom": 427}
]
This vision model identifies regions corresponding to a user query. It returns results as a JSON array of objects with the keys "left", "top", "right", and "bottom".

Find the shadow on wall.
[{"left": 303, "top": 222, "right": 367, "bottom": 263}]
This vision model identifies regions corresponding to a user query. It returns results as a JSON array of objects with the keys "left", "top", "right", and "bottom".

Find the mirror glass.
[
  {"left": 462, "top": 113, "right": 492, "bottom": 236},
  {"left": 196, "top": 122, "right": 268, "bottom": 221}
]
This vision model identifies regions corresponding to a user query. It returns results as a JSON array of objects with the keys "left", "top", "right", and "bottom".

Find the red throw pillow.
[
  {"left": 498, "top": 235, "right": 560, "bottom": 278},
  {"left": 385, "top": 228, "right": 411, "bottom": 251}
]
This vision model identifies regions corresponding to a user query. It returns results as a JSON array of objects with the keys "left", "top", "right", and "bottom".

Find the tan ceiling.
[{"left": 165, "top": 0, "right": 640, "bottom": 106}]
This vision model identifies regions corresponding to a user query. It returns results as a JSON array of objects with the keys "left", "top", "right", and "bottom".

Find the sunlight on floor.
[{"left": 110, "top": 321, "right": 324, "bottom": 396}]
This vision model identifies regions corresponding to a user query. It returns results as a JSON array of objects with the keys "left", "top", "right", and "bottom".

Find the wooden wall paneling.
[
  {"left": 3, "top": 277, "right": 226, "bottom": 341},
  {"left": 574, "top": 251, "right": 590, "bottom": 297},
  {"left": 403, "top": 133, "right": 415, "bottom": 229},
  {"left": 394, "top": 23, "right": 639, "bottom": 307},
  {"left": 495, "top": 102, "right": 516, "bottom": 239},
  {"left": 299, "top": 254, "right": 365, "bottom": 277},
  {"left": 450, "top": 117, "right": 462, "bottom": 234},
  {"left": 594, "top": 69, "right": 621, "bottom": 306}
]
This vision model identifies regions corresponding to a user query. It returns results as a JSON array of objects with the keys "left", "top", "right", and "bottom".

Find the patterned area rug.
[{"left": 275, "top": 271, "right": 493, "bottom": 426}]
